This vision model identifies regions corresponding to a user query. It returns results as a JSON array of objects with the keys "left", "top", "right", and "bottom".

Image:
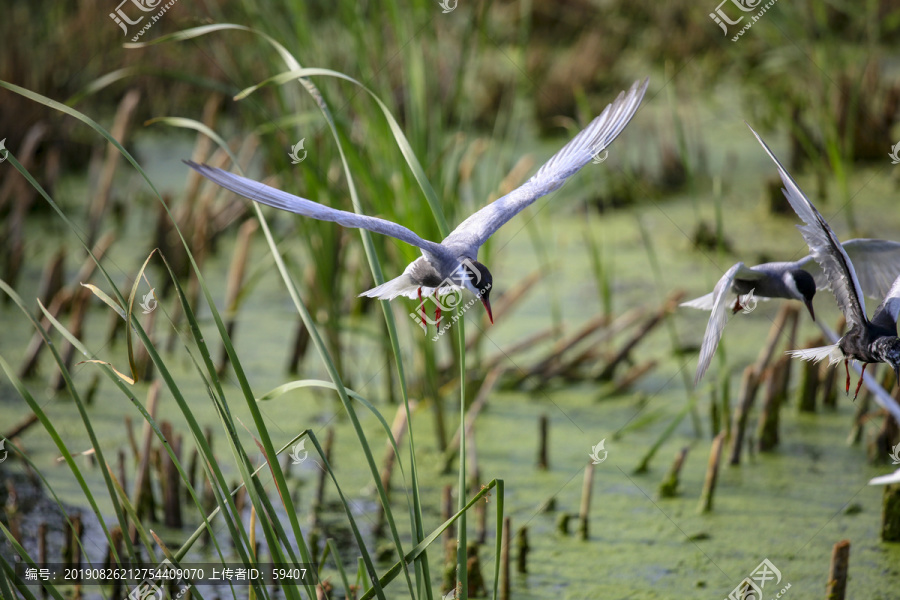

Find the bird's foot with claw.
[
  {"left": 852, "top": 363, "right": 868, "bottom": 400},
  {"left": 732, "top": 298, "right": 744, "bottom": 314},
  {"left": 844, "top": 359, "right": 851, "bottom": 395}
]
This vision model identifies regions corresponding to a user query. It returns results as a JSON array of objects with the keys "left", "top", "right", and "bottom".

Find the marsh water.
[{"left": 3, "top": 120, "right": 900, "bottom": 600}]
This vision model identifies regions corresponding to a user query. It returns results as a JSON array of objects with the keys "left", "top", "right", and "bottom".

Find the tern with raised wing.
[
  {"left": 686, "top": 239, "right": 900, "bottom": 385},
  {"left": 749, "top": 124, "right": 900, "bottom": 398},
  {"left": 186, "top": 78, "right": 648, "bottom": 327}
]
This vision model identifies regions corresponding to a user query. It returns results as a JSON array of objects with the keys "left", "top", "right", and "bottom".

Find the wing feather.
[
  {"left": 871, "top": 275, "right": 900, "bottom": 333},
  {"left": 798, "top": 239, "right": 900, "bottom": 299},
  {"left": 441, "top": 78, "right": 649, "bottom": 253},
  {"left": 748, "top": 125, "right": 869, "bottom": 330},
  {"left": 185, "top": 161, "right": 450, "bottom": 262},
  {"left": 694, "top": 263, "right": 743, "bottom": 385}
]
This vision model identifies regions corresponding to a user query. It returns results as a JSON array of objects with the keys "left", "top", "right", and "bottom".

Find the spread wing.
[
  {"left": 694, "top": 262, "right": 766, "bottom": 385},
  {"left": 871, "top": 275, "right": 900, "bottom": 334},
  {"left": 185, "top": 161, "right": 451, "bottom": 262},
  {"left": 797, "top": 239, "right": 900, "bottom": 300},
  {"left": 748, "top": 125, "right": 869, "bottom": 331},
  {"left": 440, "top": 78, "right": 649, "bottom": 254}
]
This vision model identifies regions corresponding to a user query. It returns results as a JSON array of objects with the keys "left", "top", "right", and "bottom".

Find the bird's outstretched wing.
[
  {"left": 748, "top": 125, "right": 869, "bottom": 331},
  {"left": 441, "top": 78, "right": 649, "bottom": 254},
  {"left": 185, "top": 161, "right": 451, "bottom": 262},
  {"left": 871, "top": 275, "right": 900, "bottom": 333},
  {"left": 694, "top": 262, "right": 766, "bottom": 385},
  {"left": 797, "top": 239, "right": 900, "bottom": 300}
]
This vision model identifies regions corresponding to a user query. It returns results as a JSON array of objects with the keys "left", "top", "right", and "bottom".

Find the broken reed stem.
[
  {"left": 442, "top": 485, "right": 455, "bottom": 565},
  {"left": 37, "top": 248, "right": 65, "bottom": 313},
  {"left": 132, "top": 382, "right": 160, "bottom": 533},
  {"left": 466, "top": 543, "right": 488, "bottom": 598},
  {"left": 578, "top": 462, "right": 594, "bottom": 540},
  {"left": 475, "top": 495, "right": 487, "bottom": 545},
  {"left": 217, "top": 218, "right": 258, "bottom": 375},
  {"left": 522, "top": 312, "right": 614, "bottom": 379},
  {"left": 39, "top": 521, "right": 48, "bottom": 599},
  {"left": 611, "top": 360, "right": 658, "bottom": 394},
  {"left": 482, "top": 326, "right": 557, "bottom": 373},
  {"left": 797, "top": 337, "right": 824, "bottom": 412},
  {"left": 19, "top": 232, "right": 115, "bottom": 378},
  {"left": 160, "top": 425, "right": 183, "bottom": 528},
  {"left": 442, "top": 367, "right": 502, "bottom": 473},
  {"left": 757, "top": 359, "right": 785, "bottom": 452},
  {"left": 870, "top": 411, "right": 900, "bottom": 465},
  {"left": 310, "top": 427, "right": 335, "bottom": 528},
  {"left": 467, "top": 268, "right": 544, "bottom": 350},
  {"left": 537, "top": 414, "right": 549, "bottom": 470},
  {"left": 728, "top": 305, "right": 797, "bottom": 463},
  {"left": 658, "top": 446, "right": 690, "bottom": 498},
  {"left": 754, "top": 304, "right": 798, "bottom": 373},
  {"left": 847, "top": 385, "right": 871, "bottom": 445},
  {"left": 882, "top": 484, "right": 900, "bottom": 542},
  {"left": 515, "top": 526, "right": 529, "bottom": 574},
  {"left": 500, "top": 517, "right": 511, "bottom": 600},
  {"left": 374, "top": 402, "right": 413, "bottom": 538},
  {"left": 826, "top": 539, "right": 850, "bottom": 600},
  {"left": 4, "top": 480, "right": 20, "bottom": 544},
  {"left": 87, "top": 89, "right": 141, "bottom": 247},
  {"left": 287, "top": 319, "right": 311, "bottom": 374},
  {"left": 820, "top": 358, "right": 838, "bottom": 408},
  {"left": 728, "top": 365, "right": 761, "bottom": 465},
  {"left": 597, "top": 291, "right": 683, "bottom": 381},
  {"left": 2, "top": 413, "right": 38, "bottom": 440},
  {"left": 51, "top": 287, "right": 90, "bottom": 391},
  {"left": 699, "top": 432, "right": 726, "bottom": 513}
]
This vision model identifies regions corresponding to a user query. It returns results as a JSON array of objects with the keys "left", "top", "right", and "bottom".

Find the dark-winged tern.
[
  {"left": 685, "top": 239, "right": 900, "bottom": 385},
  {"left": 186, "top": 79, "right": 648, "bottom": 327},
  {"left": 750, "top": 124, "right": 900, "bottom": 398}
]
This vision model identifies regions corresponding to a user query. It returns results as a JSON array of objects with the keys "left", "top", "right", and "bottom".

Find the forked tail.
[{"left": 786, "top": 344, "right": 844, "bottom": 365}]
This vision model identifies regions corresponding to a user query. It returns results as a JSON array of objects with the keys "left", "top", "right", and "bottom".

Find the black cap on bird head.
[
  {"left": 462, "top": 260, "right": 493, "bottom": 323},
  {"left": 790, "top": 270, "right": 817, "bottom": 321}
]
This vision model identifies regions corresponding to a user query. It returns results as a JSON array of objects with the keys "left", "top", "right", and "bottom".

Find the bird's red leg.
[
  {"left": 435, "top": 292, "right": 442, "bottom": 329},
  {"left": 732, "top": 298, "right": 743, "bottom": 314},
  {"left": 853, "top": 363, "right": 868, "bottom": 400},
  {"left": 845, "top": 359, "right": 851, "bottom": 394},
  {"left": 418, "top": 287, "right": 425, "bottom": 326}
]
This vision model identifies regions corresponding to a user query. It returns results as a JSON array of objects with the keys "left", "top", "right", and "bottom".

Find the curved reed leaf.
[
  {"left": 0, "top": 278, "right": 138, "bottom": 562},
  {"left": 0, "top": 524, "right": 61, "bottom": 600},
  {"left": 358, "top": 479, "right": 503, "bottom": 600}
]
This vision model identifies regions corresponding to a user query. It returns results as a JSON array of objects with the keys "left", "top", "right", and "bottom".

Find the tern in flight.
[
  {"left": 749, "top": 124, "right": 900, "bottom": 398},
  {"left": 686, "top": 238, "right": 900, "bottom": 385},
  {"left": 186, "top": 78, "right": 649, "bottom": 327}
]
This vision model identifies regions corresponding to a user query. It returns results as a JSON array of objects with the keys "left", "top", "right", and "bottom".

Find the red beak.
[{"left": 481, "top": 297, "right": 494, "bottom": 324}]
